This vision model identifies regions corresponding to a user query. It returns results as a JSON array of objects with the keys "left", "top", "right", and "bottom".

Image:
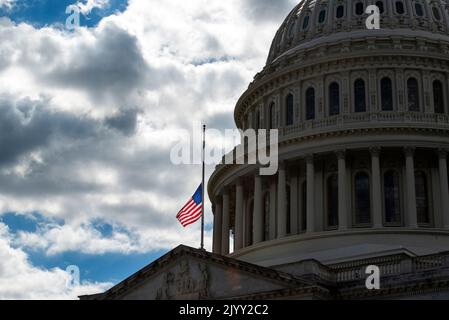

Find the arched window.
[
  {"left": 306, "top": 87, "right": 316, "bottom": 120},
  {"left": 415, "top": 3, "right": 424, "bottom": 17},
  {"left": 407, "top": 78, "right": 420, "bottom": 111},
  {"left": 318, "top": 9, "right": 327, "bottom": 23},
  {"left": 381, "top": 77, "right": 393, "bottom": 111},
  {"left": 286, "top": 94, "right": 294, "bottom": 126},
  {"left": 287, "top": 22, "right": 296, "bottom": 39},
  {"left": 384, "top": 170, "right": 401, "bottom": 224},
  {"left": 415, "top": 171, "right": 430, "bottom": 224},
  {"left": 247, "top": 200, "right": 254, "bottom": 246},
  {"left": 336, "top": 5, "right": 345, "bottom": 18},
  {"left": 433, "top": 80, "right": 445, "bottom": 114},
  {"left": 433, "top": 7, "right": 442, "bottom": 21},
  {"left": 269, "top": 102, "right": 276, "bottom": 129},
  {"left": 354, "top": 79, "right": 366, "bottom": 113},
  {"left": 301, "top": 181, "right": 307, "bottom": 231},
  {"left": 286, "top": 185, "right": 291, "bottom": 234},
  {"left": 355, "top": 2, "right": 364, "bottom": 15},
  {"left": 263, "top": 193, "right": 270, "bottom": 241},
  {"left": 329, "top": 82, "right": 340, "bottom": 116},
  {"left": 355, "top": 172, "right": 371, "bottom": 225},
  {"left": 327, "top": 174, "right": 339, "bottom": 228},
  {"left": 396, "top": 1, "right": 405, "bottom": 14},
  {"left": 255, "top": 111, "right": 260, "bottom": 130},
  {"left": 376, "top": 1, "right": 385, "bottom": 14},
  {"left": 302, "top": 16, "right": 310, "bottom": 30}
]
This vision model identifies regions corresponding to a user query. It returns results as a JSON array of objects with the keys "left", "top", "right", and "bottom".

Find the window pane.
[
  {"left": 318, "top": 10, "right": 327, "bottom": 23},
  {"left": 355, "top": 173, "right": 371, "bottom": 224},
  {"left": 248, "top": 201, "right": 254, "bottom": 245},
  {"left": 286, "top": 185, "right": 291, "bottom": 234},
  {"left": 381, "top": 77, "right": 393, "bottom": 111},
  {"left": 354, "top": 79, "right": 366, "bottom": 112},
  {"left": 255, "top": 111, "right": 260, "bottom": 130},
  {"left": 270, "top": 103, "right": 276, "bottom": 129},
  {"left": 303, "top": 16, "right": 310, "bottom": 30},
  {"left": 306, "top": 88, "right": 316, "bottom": 120},
  {"left": 356, "top": 2, "right": 364, "bottom": 15},
  {"left": 376, "top": 1, "right": 385, "bottom": 14},
  {"left": 327, "top": 174, "right": 339, "bottom": 227},
  {"left": 415, "top": 3, "right": 424, "bottom": 17},
  {"left": 407, "top": 78, "right": 420, "bottom": 111},
  {"left": 415, "top": 171, "right": 430, "bottom": 224},
  {"left": 286, "top": 94, "right": 294, "bottom": 126},
  {"left": 336, "top": 5, "right": 344, "bottom": 18},
  {"left": 264, "top": 194, "right": 270, "bottom": 241},
  {"left": 384, "top": 171, "right": 401, "bottom": 224},
  {"left": 302, "top": 181, "right": 307, "bottom": 231},
  {"left": 434, "top": 80, "right": 445, "bottom": 114},
  {"left": 396, "top": 1, "right": 405, "bottom": 14},
  {"left": 329, "top": 82, "right": 340, "bottom": 116},
  {"left": 433, "top": 7, "right": 441, "bottom": 20}
]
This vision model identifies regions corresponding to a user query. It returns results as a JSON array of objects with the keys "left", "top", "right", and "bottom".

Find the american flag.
[{"left": 176, "top": 184, "right": 203, "bottom": 227}]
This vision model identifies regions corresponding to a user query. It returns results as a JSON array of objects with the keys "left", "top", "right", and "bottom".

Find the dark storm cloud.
[
  {"left": 40, "top": 24, "right": 150, "bottom": 103},
  {"left": 105, "top": 108, "right": 139, "bottom": 136},
  {"left": 242, "top": 0, "right": 296, "bottom": 22},
  {"left": 0, "top": 96, "right": 99, "bottom": 166}
]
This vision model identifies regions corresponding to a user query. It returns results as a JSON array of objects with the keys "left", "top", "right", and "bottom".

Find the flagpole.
[{"left": 201, "top": 124, "right": 206, "bottom": 251}]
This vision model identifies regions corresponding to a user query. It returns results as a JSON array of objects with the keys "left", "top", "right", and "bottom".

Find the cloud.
[
  {"left": 76, "top": 0, "right": 110, "bottom": 15},
  {"left": 0, "top": 0, "right": 14, "bottom": 10},
  {"left": 0, "top": 0, "right": 290, "bottom": 298},
  {"left": 0, "top": 223, "right": 112, "bottom": 299},
  {"left": 241, "top": 0, "right": 296, "bottom": 22}
]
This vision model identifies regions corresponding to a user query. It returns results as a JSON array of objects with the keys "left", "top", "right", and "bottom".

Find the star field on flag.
[{"left": 176, "top": 184, "right": 203, "bottom": 227}]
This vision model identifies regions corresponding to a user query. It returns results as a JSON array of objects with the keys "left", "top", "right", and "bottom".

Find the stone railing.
[
  {"left": 281, "top": 112, "right": 449, "bottom": 138},
  {"left": 328, "top": 251, "right": 449, "bottom": 283}
]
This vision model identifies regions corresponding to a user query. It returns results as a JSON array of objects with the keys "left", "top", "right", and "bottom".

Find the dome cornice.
[{"left": 235, "top": 37, "right": 449, "bottom": 128}]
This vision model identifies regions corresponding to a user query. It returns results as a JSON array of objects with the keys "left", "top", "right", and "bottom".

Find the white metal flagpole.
[{"left": 201, "top": 124, "right": 206, "bottom": 250}]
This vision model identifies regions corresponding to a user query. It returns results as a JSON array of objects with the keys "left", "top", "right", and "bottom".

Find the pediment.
[{"left": 81, "top": 245, "right": 309, "bottom": 300}]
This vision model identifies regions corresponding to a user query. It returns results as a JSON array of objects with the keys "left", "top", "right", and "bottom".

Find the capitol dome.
[
  {"left": 267, "top": 0, "right": 449, "bottom": 65},
  {"left": 208, "top": 0, "right": 449, "bottom": 268}
]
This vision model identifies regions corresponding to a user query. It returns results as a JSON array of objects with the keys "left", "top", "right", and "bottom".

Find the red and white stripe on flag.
[{"left": 176, "top": 184, "right": 203, "bottom": 227}]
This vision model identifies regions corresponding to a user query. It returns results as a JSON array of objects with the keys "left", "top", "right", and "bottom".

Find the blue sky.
[
  {"left": 0, "top": 0, "right": 128, "bottom": 28},
  {"left": 1, "top": 212, "right": 165, "bottom": 284}
]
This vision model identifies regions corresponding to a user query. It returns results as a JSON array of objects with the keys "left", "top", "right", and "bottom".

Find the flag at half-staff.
[{"left": 176, "top": 184, "right": 203, "bottom": 228}]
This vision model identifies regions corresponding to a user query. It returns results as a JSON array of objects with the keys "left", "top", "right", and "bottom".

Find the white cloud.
[
  {"left": 76, "top": 0, "right": 110, "bottom": 15},
  {"left": 0, "top": 0, "right": 14, "bottom": 10},
  {"left": 0, "top": 223, "right": 112, "bottom": 299}
]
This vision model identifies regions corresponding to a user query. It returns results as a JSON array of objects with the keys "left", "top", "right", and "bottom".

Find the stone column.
[
  {"left": 405, "top": 147, "right": 418, "bottom": 228},
  {"left": 439, "top": 150, "right": 449, "bottom": 228},
  {"left": 277, "top": 164, "right": 287, "bottom": 238},
  {"left": 306, "top": 155, "right": 315, "bottom": 233},
  {"left": 221, "top": 191, "right": 230, "bottom": 255},
  {"left": 213, "top": 198, "right": 222, "bottom": 254},
  {"left": 337, "top": 150, "right": 348, "bottom": 230},
  {"left": 370, "top": 147, "right": 383, "bottom": 228},
  {"left": 235, "top": 181, "right": 244, "bottom": 251},
  {"left": 253, "top": 175, "right": 264, "bottom": 244}
]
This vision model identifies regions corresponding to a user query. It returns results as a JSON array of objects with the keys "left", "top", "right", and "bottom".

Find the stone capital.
[
  {"left": 305, "top": 154, "right": 314, "bottom": 164},
  {"left": 404, "top": 146, "right": 416, "bottom": 157},
  {"left": 336, "top": 150, "right": 346, "bottom": 160},
  {"left": 369, "top": 147, "right": 381, "bottom": 157},
  {"left": 438, "top": 149, "right": 448, "bottom": 160}
]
